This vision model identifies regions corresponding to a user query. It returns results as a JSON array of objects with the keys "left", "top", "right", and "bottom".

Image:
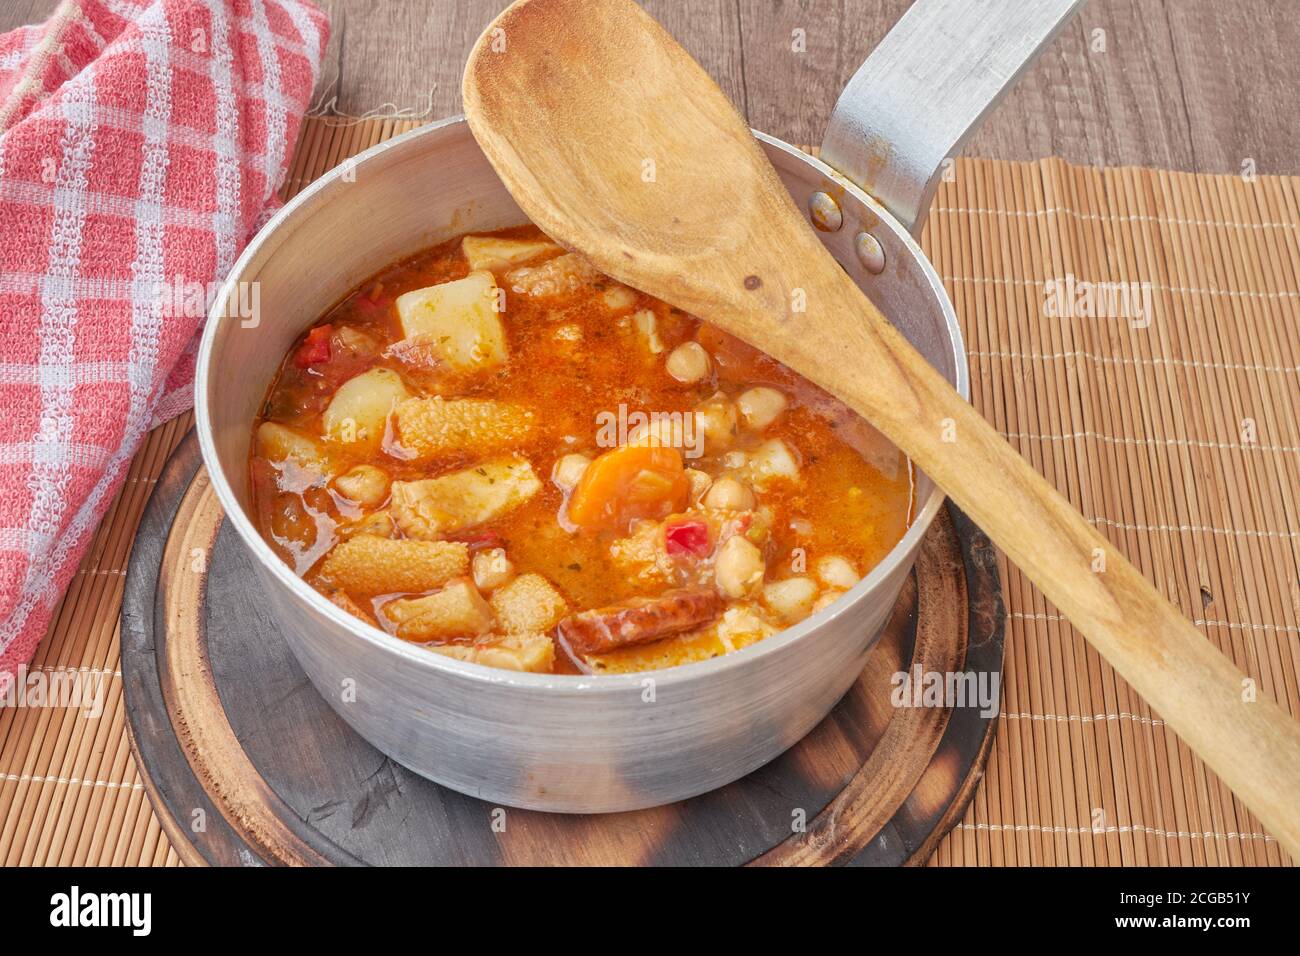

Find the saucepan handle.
[{"left": 820, "top": 0, "right": 1087, "bottom": 235}]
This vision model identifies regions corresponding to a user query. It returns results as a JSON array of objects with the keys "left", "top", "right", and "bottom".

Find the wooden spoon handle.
[{"left": 812, "top": 270, "right": 1300, "bottom": 856}]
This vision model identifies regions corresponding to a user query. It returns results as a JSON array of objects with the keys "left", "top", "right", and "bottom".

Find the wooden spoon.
[{"left": 464, "top": 0, "right": 1300, "bottom": 854}]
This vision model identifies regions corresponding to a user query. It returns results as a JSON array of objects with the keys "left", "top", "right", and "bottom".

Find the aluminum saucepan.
[{"left": 195, "top": 0, "right": 1083, "bottom": 812}]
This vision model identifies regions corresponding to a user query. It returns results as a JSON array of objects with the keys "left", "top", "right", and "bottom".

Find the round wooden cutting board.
[{"left": 121, "top": 432, "right": 1005, "bottom": 866}]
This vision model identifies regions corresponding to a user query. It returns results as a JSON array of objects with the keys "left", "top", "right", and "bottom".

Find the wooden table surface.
[{"left": 3, "top": 0, "right": 1297, "bottom": 175}]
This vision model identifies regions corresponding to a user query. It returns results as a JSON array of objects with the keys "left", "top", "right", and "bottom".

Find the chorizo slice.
[{"left": 556, "top": 587, "right": 724, "bottom": 655}]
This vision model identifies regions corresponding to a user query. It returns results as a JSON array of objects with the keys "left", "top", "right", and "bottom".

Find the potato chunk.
[
  {"left": 462, "top": 235, "right": 560, "bottom": 272},
  {"left": 505, "top": 253, "right": 603, "bottom": 298},
  {"left": 322, "top": 368, "right": 411, "bottom": 449},
  {"left": 392, "top": 397, "right": 533, "bottom": 459},
  {"left": 429, "top": 632, "right": 555, "bottom": 673},
  {"left": 389, "top": 457, "right": 541, "bottom": 539},
  {"left": 489, "top": 573, "right": 568, "bottom": 634},
  {"left": 384, "top": 578, "right": 493, "bottom": 642},
  {"left": 394, "top": 271, "right": 507, "bottom": 371},
  {"left": 319, "top": 534, "right": 468, "bottom": 594},
  {"left": 256, "top": 422, "right": 330, "bottom": 474},
  {"left": 333, "top": 464, "right": 390, "bottom": 508},
  {"left": 552, "top": 453, "right": 591, "bottom": 491}
]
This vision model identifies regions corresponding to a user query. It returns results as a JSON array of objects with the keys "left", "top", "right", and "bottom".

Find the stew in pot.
[{"left": 249, "top": 226, "right": 914, "bottom": 674}]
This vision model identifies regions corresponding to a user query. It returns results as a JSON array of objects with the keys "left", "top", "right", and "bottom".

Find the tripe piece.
[
  {"left": 319, "top": 534, "right": 468, "bottom": 594},
  {"left": 389, "top": 457, "right": 541, "bottom": 539},
  {"left": 393, "top": 396, "right": 533, "bottom": 458},
  {"left": 384, "top": 578, "right": 493, "bottom": 642}
]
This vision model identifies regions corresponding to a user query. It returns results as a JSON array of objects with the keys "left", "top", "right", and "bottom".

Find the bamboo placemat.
[{"left": 1, "top": 117, "right": 1295, "bottom": 867}]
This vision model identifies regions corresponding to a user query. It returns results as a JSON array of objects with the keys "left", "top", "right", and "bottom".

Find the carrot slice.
[{"left": 566, "top": 444, "right": 689, "bottom": 530}]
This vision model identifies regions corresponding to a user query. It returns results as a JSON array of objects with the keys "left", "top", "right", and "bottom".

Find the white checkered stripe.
[{"left": 0, "top": 0, "right": 327, "bottom": 684}]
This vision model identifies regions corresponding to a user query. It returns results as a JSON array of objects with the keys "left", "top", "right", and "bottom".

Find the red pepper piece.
[
  {"left": 665, "top": 518, "right": 711, "bottom": 557},
  {"left": 293, "top": 325, "right": 332, "bottom": 368}
]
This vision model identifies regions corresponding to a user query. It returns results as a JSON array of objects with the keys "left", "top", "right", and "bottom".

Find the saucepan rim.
[{"left": 195, "top": 116, "right": 969, "bottom": 693}]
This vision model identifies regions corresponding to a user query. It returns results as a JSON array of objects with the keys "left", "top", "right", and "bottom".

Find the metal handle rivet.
[
  {"left": 808, "top": 191, "right": 843, "bottom": 232},
  {"left": 854, "top": 231, "right": 885, "bottom": 274}
]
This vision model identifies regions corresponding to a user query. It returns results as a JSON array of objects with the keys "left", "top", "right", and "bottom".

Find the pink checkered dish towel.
[{"left": 0, "top": 0, "right": 329, "bottom": 689}]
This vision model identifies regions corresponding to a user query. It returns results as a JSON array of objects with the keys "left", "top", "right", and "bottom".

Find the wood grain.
[
  {"left": 155, "top": 473, "right": 339, "bottom": 866},
  {"left": 5, "top": 0, "right": 1291, "bottom": 174}
]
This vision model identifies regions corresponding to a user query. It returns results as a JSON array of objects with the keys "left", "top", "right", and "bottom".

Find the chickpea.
[
  {"left": 665, "top": 341, "right": 712, "bottom": 383},
  {"left": 601, "top": 284, "right": 638, "bottom": 312},
  {"left": 333, "top": 464, "right": 390, "bottom": 508},
  {"left": 812, "top": 588, "right": 847, "bottom": 614},
  {"left": 553, "top": 453, "right": 592, "bottom": 491},
  {"left": 685, "top": 468, "right": 713, "bottom": 504},
  {"left": 746, "top": 438, "right": 799, "bottom": 487},
  {"left": 761, "top": 577, "right": 819, "bottom": 621},
  {"left": 472, "top": 548, "right": 516, "bottom": 591},
  {"left": 816, "top": 555, "right": 860, "bottom": 590},
  {"left": 737, "top": 386, "right": 788, "bottom": 431},
  {"left": 704, "top": 475, "right": 755, "bottom": 511},
  {"left": 715, "top": 535, "right": 765, "bottom": 598},
  {"left": 629, "top": 416, "right": 687, "bottom": 450},
  {"left": 695, "top": 394, "right": 738, "bottom": 451}
]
